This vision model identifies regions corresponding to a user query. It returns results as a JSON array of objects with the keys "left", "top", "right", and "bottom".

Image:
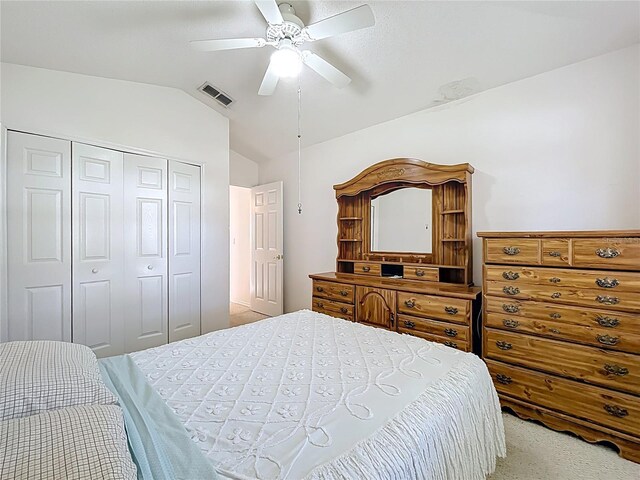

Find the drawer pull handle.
[
  {"left": 596, "top": 278, "right": 619, "bottom": 289},
  {"left": 496, "top": 341, "right": 512, "bottom": 351},
  {"left": 339, "top": 290, "right": 349, "bottom": 297},
  {"left": 503, "top": 286, "right": 520, "bottom": 296},
  {"left": 404, "top": 320, "right": 415, "bottom": 329},
  {"left": 316, "top": 286, "right": 324, "bottom": 292},
  {"left": 415, "top": 269, "right": 425, "bottom": 277},
  {"left": 596, "top": 316, "right": 619, "bottom": 328},
  {"left": 548, "top": 251, "right": 562, "bottom": 257},
  {"left": 502, "top": 271, "right": 520, "bottom": 280},
  {"left": 444, "top": 341, "right": 458, "bottom": 348},
  {"left": 444, "top": 306, "right": 459, "bottom": 315},
  {"left": 597, "top": 334, "right": 619, "bottom": 346},
  {"left": 502, "top": 304, "right": 520, "bottom": 313},
  {"left": 503, "top": 319, "right": 519, "bottom": 329},
  {"left": 503, "top": 246, "right": 520, "bottom": 255},
  {"left": 496, "top": 373, "right": 512, "bottom": 385},
  {"left": 551, "top": 292, "right": 562, "bottom": 299},
  {"left": 362, "top": 266, "right": 371, "bottom": 272},
  {"left": 549, "top": 277, "right": 561, "bottom": 283},
  {"left": 404, "top": 300, "right": 416, "bottom": 308},
  {"left": 549, "top": 313, "right": 561, "bottom": 319},
  {"left": 604, "top": 364, "right": 629, "bottom": 376},
  {"left": 596, "top": 248, "right": 620, "bottom": 259},
  {"left": 604, "top": 404, "right": 628, "bottom": 418},
  {"left": 340, "top": 307, "right": 348, "bottom": 314},
  {"left": 596, "top": 295, "right": 619, "bottom": 305},
  {"left": 444, "top": 328, "right": 458, "bottom": 337},
  {"left": 316, "top": 302, "right": 324, "bottom": 308}
]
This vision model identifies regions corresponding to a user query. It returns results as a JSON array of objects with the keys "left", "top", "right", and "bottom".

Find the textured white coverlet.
[{"left": 131, "top": 310, "right": 505, "bottom": 480}]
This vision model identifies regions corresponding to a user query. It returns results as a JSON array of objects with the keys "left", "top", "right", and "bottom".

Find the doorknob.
[
  {"left": 274, "top": 254, "right": 283, "bottom": 260},
  {"left": 91, "top": 268, "right": 98, "bottom": 274},
  {"left": 147, "top": 265, "right": 154, "bottom": 270}
]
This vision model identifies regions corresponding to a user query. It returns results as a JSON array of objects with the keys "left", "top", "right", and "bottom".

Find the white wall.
[
  {"left": 230, "top": 150, "right": 259, "bottom": 187},
  {"left": 259, "top": 45, "right": 640, "bottom": 313},
  {"left": 230, "top": 185, "right": 251, "bottom": 306},
  {"left": 0, "top": 63, "right": 230, "bottom": 334}
]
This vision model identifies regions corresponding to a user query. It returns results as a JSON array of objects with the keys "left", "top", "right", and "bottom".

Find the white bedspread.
[{"left": 131, "top": 310, "right": 505, "bottom": 480}]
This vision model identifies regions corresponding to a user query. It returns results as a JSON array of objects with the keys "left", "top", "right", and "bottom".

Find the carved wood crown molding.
[{"left": 333, "top": 158, "right": 474, "bottom": 198}]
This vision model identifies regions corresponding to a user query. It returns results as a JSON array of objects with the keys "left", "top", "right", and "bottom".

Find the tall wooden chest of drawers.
[{"left": 478, "top": 231, "right": 640, "bottom": 462}]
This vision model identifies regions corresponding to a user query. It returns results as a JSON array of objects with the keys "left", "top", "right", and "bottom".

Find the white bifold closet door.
[{"left": 6, "top": 132, "right": 72, "bottom": 342}]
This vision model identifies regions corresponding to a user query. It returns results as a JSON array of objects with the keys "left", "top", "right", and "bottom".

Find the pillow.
[
  {"left": 0, "top": 404, "right": 137, "bottom": 480},
  {"left": 0, "top": 341, "right": 117, "bottom": 421}
]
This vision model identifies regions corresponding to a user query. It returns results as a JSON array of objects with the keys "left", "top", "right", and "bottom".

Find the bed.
[{"left": 0, "top": 310, "right": 505, "bottom": 480}]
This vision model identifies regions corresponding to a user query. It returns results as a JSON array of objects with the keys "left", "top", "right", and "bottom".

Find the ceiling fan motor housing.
[{"left": 266, "top": 3, "right": 304, "bottom": 43}]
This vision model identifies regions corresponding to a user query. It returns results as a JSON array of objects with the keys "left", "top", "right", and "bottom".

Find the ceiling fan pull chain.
[{"left": 297, "top": 81, "right": 303, "bottom": 215}]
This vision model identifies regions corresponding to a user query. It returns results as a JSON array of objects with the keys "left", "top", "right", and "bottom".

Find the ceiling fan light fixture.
[{"left": 270, "top": 42, "right": 302, "bottom": 78}]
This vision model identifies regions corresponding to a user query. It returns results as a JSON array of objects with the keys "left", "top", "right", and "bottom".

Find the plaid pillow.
[
  {"left": 0, "top": 341, "right": 117, "bottom": 421},
  {"left": 0, "top": 404, "right": 136, "bottom": 480}
]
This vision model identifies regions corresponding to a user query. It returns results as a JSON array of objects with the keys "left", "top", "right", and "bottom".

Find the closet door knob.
[
  {"left": 147, "top": 265, "right": 154, "bottom": 270},
  {"left": 91, "top": 268, "right": 98, "bottom": 274}
]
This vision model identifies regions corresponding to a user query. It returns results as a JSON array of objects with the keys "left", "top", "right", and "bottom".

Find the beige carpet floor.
[{"left": 226, "top": 308, "right": 640, "bottom": 478}]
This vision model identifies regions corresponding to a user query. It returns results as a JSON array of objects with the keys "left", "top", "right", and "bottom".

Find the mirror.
[{"left": 370, "top": 188, "right": 432, "bottom": 253}]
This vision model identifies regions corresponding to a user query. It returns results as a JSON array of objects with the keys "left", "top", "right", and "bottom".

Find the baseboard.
[{"left": 230, "top": 300, "right": 250, "bottom": 308}]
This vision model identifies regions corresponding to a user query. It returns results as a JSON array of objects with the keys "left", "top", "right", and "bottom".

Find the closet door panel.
[
  {"left": 124, "top": 154, "right": 168, "bottom": 352},
  {"left": 7, "top": 132, "right": 71, "bottom": 342},
  {"left": 72, "top": 143, "right": 124, "bottom": 357},
  {"left": 168, "top": 161, "right": 201, "bottom": 342}
]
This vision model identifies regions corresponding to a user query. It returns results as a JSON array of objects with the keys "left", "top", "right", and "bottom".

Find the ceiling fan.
[{"left": 190, "top": 0, "right": 375, "bottom": 96}]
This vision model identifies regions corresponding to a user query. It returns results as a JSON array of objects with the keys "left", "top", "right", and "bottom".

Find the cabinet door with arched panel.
[{"left": 356, "top": 286, "right": 396, "bottom": 330}]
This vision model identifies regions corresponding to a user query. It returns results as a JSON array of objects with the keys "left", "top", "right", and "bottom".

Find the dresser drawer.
[
  {"left": 312, "top": 296, "right": 354, "bottom": 321},
  {"left": 541, "top": 239, "right": 571, "bottom": 266},
  {"left": 486, "top": 265, "right": 640, "bottom": 294},
  {"left": 397, "top": 314, "right": 469, "bottom": 342},
  {"left": 397, "top": 292, "right": 470, "bottom": 324},
  {"left": 403, "top": 266, "right": 439, "bottom": 282},
  {"left": 485, "top": 280, "right": 640, "bottom": 313},
  {"left": 572, "top": 238, "right": 640, "bottom": 271},
  {"left": 312, "top": 280, "right": 355, "bottom": 303},
  {"left": 398, "top": 327, "right": 469, "bottom": 352},
  {"left": 485, "top": 328, "right": 640, "bottom": 395},
  {"left": 354, "top": 262, "right": 381, "bottom": 276},
  {"left": 486, "top": 360, "right": 640, "bottom": 437},
  {"left": 485, "top": 238, "right": 540, "bottom": 265}
]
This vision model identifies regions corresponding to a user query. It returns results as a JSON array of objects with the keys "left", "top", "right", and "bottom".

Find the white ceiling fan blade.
[
  {"left": 302, "top": 51, "right": 351, "bottom": 88},
  {"left": 190, "top": 38, "right": 266, "bottom": 52},
  {"left": 258, "top": 62, "right": 279, "bottom": 96},
  {"left": 255, "top": 0, "right": 284, "bottom": 25},
  {"left": 303, "top": 4, "right": 375, "bottom": 41}
]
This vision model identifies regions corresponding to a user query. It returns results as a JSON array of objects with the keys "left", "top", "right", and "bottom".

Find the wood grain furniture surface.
[{"left": 478, "top": 230, "right": 640, "bottom": 462}]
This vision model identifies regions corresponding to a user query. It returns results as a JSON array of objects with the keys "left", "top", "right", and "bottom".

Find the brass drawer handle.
[
  {"left": 316, "top": 286, "right": 324, "bottom": 292},
  {"left": 316, "top": 302, "right": 324, "bottom": 308},
  {"left": 604, "top": 364, "right": 629, "bottom": 376},
  {"left": 444, "top": 341, "right": 457, "bottom": 348},
  {"left": 496, "top": 373, "right": 512, "bottom": 385},
  {"left": 549, "top": 313, "right": 561, "bottom": 319},
  {"left": 548, "top": 251, "right": 562, "bottom": 257},
  {"left": 502, "top": 271, "right": 520, "bottom": 280},
  {"left": 404, "top": 299, "right": 416, "bottom": 308},
  {"left": 604, "top": 404, "right": 628, "bottom": 418},
  {"left": 503, "top": 286, "right": 520, "bottom": 296},
  {"left": 444, "top": 306, "right": 459, "bottom": 315},
  {"left": 502, "top": 304, "right": 520, "bottom": 313},
  {"left": 549, "top": 277, "right": 561, "bottom": 283},
  {"left": 340, "top": 307, "right": 348, "bottom": 314},
  {"left": 596, "top": 316, "right": 619, "bottom": 328},
  {"left": 596, "top": 248, "right": 620, "bottom": 259},
  {"left": 362, "top": 266, "right": 371, "bottom": 272},
  {"left": 444, "top": 328, "right": 458, "bottom": 337},
  {"left": 503, "top": 319, "right": 519, "bottom": 329},
  {"left": 503, "top": 246, "right": 520, "bottom": 256},
  {"left": 339, "top": 290, "right": 349, "bottom": 297},
  {"left": 596, "top": 295, "right": 619, "bottom": 305},
  {"left": 597, "top": 334, "right": 619, "bottom": 346},
  {"left": 596, "top": 278, "right": 619, "bottom": 289},
  {"left": 496, "top": 341, "right": 512, "bottom": 351},
  {"left": 551, "top": 292, "right": 562, "bottom": 299},
  {"left": 415, "top": 269, "right": 425, "bottom": 277},
  {"left": 404, "top": 320, "right": 415, "bottom": 329}
]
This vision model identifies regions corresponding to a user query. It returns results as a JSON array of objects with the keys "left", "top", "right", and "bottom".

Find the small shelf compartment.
[
  {"left": 441, "top": 209, "right": 465, "bottom": 215},
  {"left": 339, "top": 217, "right": 363, "bottom": 221}
]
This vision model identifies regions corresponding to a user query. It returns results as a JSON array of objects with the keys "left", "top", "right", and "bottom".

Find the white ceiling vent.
[{"left": 198, "top": 82, "right": 234, "bottom": 108}]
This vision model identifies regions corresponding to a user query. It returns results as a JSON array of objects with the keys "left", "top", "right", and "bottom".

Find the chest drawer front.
[
  {"left": 485, "top": 328, "right": 640, "bottom": 396},
  {"left": 397, "top": 292, "right": 470, "bottom": 324},
  {"left": 398, "top": 314, "right": 469, "bottom": 342},
  {"left": 403, "top": 266, "right": 439, "bottom": 282},
  {"left": 486, "top": 360, "right": 640, "bottom": 437},
  {"left": 312, "top": 297, "right": 354, "bottom": 321},
  {"left": 398, "top": 327, "right": 469, "bottom": 352},
  {"left": 541, "top": 239, "right": 571, "bottom": 266},
  {"left": 486, "top": 265, "right": 640, "bottom": 294},
  {"left": 485, "top": 238, "right": 540, "bottom": 265},
  {"left": 354, "top": 262, "right": 381, "bottom": 276},
  {"left": 312, "top": 280, "right": 355, "bottom": 303},
  {"left": 572, "top": 238, "right": 640, "bottom": 270}
]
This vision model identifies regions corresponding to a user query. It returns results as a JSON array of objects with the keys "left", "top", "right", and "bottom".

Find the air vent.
[{"left": 198, "top": 82, "right": 234, "bottom": 108}]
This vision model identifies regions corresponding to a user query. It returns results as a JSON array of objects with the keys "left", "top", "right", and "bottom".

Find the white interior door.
[
  {"left": 6, "top": 132, "right": 72, "bottom": 341},
  {"left": 250, "top": 181, "right": 283, "bottom": 316},
  {"left": 168, "top": 160, "right": 201, "bottom": 342},
  {"left": 72, "top": 143, "right": 124, "bottom": 357},
  {"left": 123, "top": 153, "right": 168, "bottom": 352}
]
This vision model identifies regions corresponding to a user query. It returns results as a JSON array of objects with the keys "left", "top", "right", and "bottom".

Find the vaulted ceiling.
[{"left": 2, "top": 1, "right": 639, "bottom": 163}]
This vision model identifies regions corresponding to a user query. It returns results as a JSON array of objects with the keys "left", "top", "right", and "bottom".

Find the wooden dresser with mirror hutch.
[{"left": 309, "top": 158, "right": 482, "bottom": 353}]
